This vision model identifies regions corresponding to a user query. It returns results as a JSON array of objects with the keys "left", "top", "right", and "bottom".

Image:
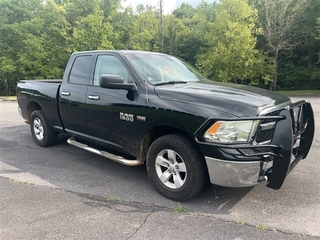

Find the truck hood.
[{"left": 154, "top": 80, "right": 291, "bottom": 117}]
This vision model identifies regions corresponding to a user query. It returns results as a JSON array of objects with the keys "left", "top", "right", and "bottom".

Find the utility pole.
[{"left": 159, "top": 0, "right": 164, "bottom": 52}]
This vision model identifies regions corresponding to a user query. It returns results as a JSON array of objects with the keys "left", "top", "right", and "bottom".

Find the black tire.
[
  {"left": 146, "top": 134, "right": 207, "bottom": 201},
  {"left": 30, "top": 110, "right": 57, "bottom": 147}
]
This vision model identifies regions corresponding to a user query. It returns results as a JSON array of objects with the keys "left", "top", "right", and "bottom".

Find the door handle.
[
  {"left": 61, "top": 91, "right": 71, "bottom": 96},
  {"left": 88, "top": 95, "right": 100, "bottom": 100}
]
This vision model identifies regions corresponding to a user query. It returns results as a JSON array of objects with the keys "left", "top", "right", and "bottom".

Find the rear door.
[
  {"left": 59, "top": 54, "right": 94, "bottom": 138},
  {"left": 86, "top": 54, "right": 139, "bottom": 154}
]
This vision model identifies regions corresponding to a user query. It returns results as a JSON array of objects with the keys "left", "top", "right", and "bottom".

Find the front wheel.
[
  {"left": 146, "top": 134, "right": 207, "bottom": 201},
  {"left": 30, "top": 110, "right": 57, "bottom": 147}
]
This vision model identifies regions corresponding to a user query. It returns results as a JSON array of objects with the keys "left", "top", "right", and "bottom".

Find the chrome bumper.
[{"left": 205, "top": 157, "right": 272, "bottom": 187}]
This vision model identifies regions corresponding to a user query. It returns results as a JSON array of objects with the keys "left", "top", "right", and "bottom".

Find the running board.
[{"left": 67, "top": 137, "right": 143, "bottom": 166}]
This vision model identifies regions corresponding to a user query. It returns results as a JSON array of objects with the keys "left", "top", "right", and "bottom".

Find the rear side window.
[{"left": 69, "top": 55, "right": 93, "bottom": 85}]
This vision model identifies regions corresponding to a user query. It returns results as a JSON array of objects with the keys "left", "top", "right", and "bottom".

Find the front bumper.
[
  {"left": 205, "top": 157, "right": 272, "bottom": 187},
  {"left": 198, "top": 101, "right": 314, "bottom": 189}
]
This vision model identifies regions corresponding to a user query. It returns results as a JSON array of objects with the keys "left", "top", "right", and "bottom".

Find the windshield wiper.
[{"left": 154, "top": 80, "right": 188, "bottom": 86}]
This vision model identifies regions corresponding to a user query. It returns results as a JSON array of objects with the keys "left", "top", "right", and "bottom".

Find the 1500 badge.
[{"left": 120, "top": 112, "right": 134, "bottom": 122}]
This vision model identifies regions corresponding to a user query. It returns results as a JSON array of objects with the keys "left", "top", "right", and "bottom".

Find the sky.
[{"left": 121, "top": 0, "right": 216, "bottom": 14}]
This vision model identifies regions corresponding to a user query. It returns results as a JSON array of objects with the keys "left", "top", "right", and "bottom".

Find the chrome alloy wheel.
[
  {"left": 33, "top": 117, "right": 44, "bottom": 141},
  {"left": 155, "top": 149, "right": 187, "bottom": 189}
]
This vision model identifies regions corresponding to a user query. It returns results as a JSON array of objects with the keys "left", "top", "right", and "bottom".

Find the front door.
[{"left": 86, "top": 54, "right": 139, "bottom": 154}]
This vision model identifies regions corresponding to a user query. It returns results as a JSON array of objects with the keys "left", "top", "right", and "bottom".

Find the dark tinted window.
[{"left": 69, "top": 55, "right": 92, "bottom": 85}]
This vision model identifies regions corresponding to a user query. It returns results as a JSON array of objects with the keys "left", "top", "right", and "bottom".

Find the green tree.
[
  {"left": 61, "top": 0, "right": 115, "bottom": 51},
  {"left": 39, "top": 0, "right": 70, "bottom": 78},
  {"left": 98, "top": 0, "right": 121, "bottom": 18},
  {"left": 64, "top": 0, "right": 99, "bottom": 27},
  {"left": 2, "top": 0, "right": 318, "bottom": 95},
  {"left": 250, "top": 0, "right": 313, "bottom": 90},
  {"left": 172, "top": 1, "right": 217, "bottom": 64},
  {"left": 131, "top": 7, "right": 159, "bottom": 51},
  {"left": 162, "top": 15, "right": 190, "bottom": 56},
  {"left": 173, "top": 2, "right": 194, "bottom": 19},
  {"left": 71, "top": 8, "right": 114, "bottom": 51},
  {"left": 197, "top": 0, "right": 272, "bottom": 84},
  {"left": 111, "top": 6, "right": 136, "bottom": 49},
  {"left": 0, "top": 0, "right": 45, "bottom": 94}
]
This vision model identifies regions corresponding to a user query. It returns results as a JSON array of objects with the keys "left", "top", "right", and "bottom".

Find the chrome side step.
[{"left": 67, "top": 137, "right": 143, "bottom": 166}]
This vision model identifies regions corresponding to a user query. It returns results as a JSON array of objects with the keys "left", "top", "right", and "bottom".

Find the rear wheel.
[
  {"left": 146, "top": 134, "right": 207, "bottom": 201},
  {"left": 30, "top": 110, "right": 57, "bottom": 147}
]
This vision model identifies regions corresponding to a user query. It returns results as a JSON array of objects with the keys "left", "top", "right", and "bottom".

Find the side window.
[
  {"left": 94, "top": 55, "right": 130, "bottom": 86},
  {"left": 69, "top": 55, "right": 92, "bottom": 85}
]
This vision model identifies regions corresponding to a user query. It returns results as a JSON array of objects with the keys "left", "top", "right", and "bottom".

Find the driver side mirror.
[{"left": 99, "top": 74, "right": 137, "bottom": 91}]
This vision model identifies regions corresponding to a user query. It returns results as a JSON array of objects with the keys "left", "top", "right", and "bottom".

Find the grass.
[
  {"left": 236, "top": 221, "right": 246, "bottom": 225},
  {"left": 0, "top": 96, "right": 16, "bottom": 101},
  {"left": 276, "top": 89, "right": 320, "bottom": 96},
  {"left": 172, "top": 204, "right": 186, "bottom": 214},
  {"left": 106, "top": 197, "right": 123, "bottom": 203},
  {"left": 255, "top": 224, "right": 267, "bottom": 230},
  {"left": 12, "top": 179, "right": 35, "bottom": 185}
]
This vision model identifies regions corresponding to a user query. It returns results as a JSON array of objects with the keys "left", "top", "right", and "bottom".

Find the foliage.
[
  {"left": 275, "top": 0, "right": 320, "bottom": 90},
  {"left": 0, "top": 0, "right": 319, "bottom": 95},
  {"left": 111, "top": 7, "right": 135, "bottom": 49},
  {"left": 171, "top": 1, "right": 217, "bottom": 65},
  {"left": 250, "top": 0, "right": 316, "bottom": 90},
  {"left": 197, "top": 0, "right": 273, "bottom": 85},
  {"left": 71, "top": 8, "right": 114, "bottom": 51},
  {"left": 131, "top": 7, "right": 159, "bottom": 51},
  {"left": 0, "top": 0, "right": 46, "bottom": 94}
]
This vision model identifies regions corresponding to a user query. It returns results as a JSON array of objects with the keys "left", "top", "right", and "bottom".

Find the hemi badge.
[{"left": 137, "top": 116, "right": 146, "bottom": 121}]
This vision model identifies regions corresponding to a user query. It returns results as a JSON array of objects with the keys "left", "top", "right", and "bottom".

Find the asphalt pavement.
[
  {"left": 0, "top": 97, "right": 319, "bottom": 239},
  {"left": 0, "top": 177, "right": 314, "bottom": 240}
]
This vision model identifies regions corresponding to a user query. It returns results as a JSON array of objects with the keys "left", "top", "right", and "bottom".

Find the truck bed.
[{"left": 17, "top": 79, "right": 64, "bottom": 132}]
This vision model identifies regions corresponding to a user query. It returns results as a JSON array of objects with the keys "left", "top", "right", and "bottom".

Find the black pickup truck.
[{"left": 17, "top": 50, "right": 315, "bottom": 201}]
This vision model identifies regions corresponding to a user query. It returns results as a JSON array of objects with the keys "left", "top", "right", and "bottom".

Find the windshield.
[{"left": 125, "top": 52, "right": 206, "bottom": 85}]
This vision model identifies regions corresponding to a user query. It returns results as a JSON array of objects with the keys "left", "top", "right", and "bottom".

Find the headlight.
[{"left": 204, "top": 120, "right": 259, "bottom": 144}]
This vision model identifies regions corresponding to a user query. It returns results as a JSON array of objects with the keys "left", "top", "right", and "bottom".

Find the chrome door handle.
[
  {"left": 61, "top": 91, "right": 71, "bottom": 96},
  {"left": 88, "top": 95, "right": 100, "bottom": 100}
]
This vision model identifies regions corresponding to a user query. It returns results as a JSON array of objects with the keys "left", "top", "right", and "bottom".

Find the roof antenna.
[
  {"left": 145, "top": 78, "right": 149, "bottom": 103},
  {"left": 143, "top": 60, "right": 149, "bottom": 103}
]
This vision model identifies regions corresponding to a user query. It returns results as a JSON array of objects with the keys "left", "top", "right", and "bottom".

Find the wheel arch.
[
  {"left": 139, "top": 125, "right": 203, "bottom": 164},
  {"left": 26, "top": 101, "right": 42, "bottom": 123}
]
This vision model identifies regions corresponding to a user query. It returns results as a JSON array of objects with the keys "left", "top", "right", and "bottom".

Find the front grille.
[
  {"left": 255, "top": 110, "right": 280, "bottom": 143},
  {"left": 256, "top": 129, "right": 275, "bottom": 143}
]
